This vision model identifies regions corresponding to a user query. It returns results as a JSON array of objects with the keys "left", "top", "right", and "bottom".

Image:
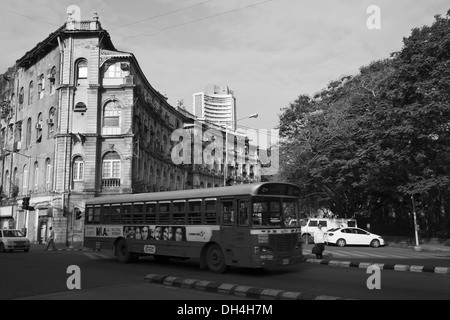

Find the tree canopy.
[{"left": 277, "top": 12, "right": 450, "bottom": 237}]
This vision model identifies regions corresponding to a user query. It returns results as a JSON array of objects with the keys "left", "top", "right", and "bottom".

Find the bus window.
[
  {"left": 122, "top": 203, "right": 132, "bottom": 224},
  {"left": 222, "top": 200, "right": 234, "bottom": 225},
  {"left": 145, "top": 202, "right": 156, "bottom": 224},
  {"left": 204, "top": 199, "right": 217, "bottom": 224},
  {"left": 93, "top": 205, "right": 101, "bottom": 224},
  {"left": 173, "top": 201, "right": 186, "bottom": 224},
  {"left": 282, "top": 201, "right": 298, "bottom": 226},
  {"left": 268, "top": 201, "right": 281, "bottom": 226},
  {"left": 86, "top": 206, "right": 94, "bottom": 223},
  {"left": 102, "top": 205, "right": 111, "bottom": 223},
  {"left": 238, "top": 200, "right": 249, "bottom": 226},
  {"left": 133, "top": 203, "right": 144, "bottom": 224},
  {"left": 111, "top": 204, "right": 121, "bottom": 223},
  {"left": 158, "top": 202, "right": 170, "bottom": 224},
  {"left": 188, "top": 200, "right": 202, "bottom": 224},
  {"left": 252, "top": 202, "right": 267, "bottom": 226}
]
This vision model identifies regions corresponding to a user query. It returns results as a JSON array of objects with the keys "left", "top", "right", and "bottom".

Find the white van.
[
  {"left": 300, "top": 218, "right": 357, "bottom": 243},
  {"left": 0, "top": 229, "right": 31, "bottom": 252}
]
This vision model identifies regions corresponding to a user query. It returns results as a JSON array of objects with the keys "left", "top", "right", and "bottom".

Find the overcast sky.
[{"left": 0, "top": 0, "right": 448, "bottom": 130}]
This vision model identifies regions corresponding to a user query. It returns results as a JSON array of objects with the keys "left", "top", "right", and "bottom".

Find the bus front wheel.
[
  {"left": 116, "top": 239, "right": 133, "bottom": 263},
  {"left": 205, "top": 244, "right": 227, "bottom": 273}
]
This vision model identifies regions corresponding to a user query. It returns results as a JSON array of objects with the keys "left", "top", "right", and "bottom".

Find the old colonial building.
[{"left": 0, "top": 7, "right": 260, "bottom": 246}]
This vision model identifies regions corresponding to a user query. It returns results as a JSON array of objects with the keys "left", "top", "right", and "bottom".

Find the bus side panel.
[
  {"left": 210, "top": 229, "right": 254, "bottom": 268},
  {"left": 84, "top": 237, "right": 116, "bottom": 251},
  {"left": 128, "top": 240, "right": 204, "bottom": 259}
]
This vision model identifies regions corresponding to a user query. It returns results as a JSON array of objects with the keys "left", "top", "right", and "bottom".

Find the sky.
[{"left": 0, "top": 0, "right": 449, "bottom": 130}]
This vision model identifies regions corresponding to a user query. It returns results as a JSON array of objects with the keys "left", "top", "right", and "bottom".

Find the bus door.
[{"left": 219, "top": 198, "right": 251, "bottom": 265}]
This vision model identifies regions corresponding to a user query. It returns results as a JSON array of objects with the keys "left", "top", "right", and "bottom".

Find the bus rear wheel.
[
  {"left": 205, "top": 244, "right": 227, "bottom": 273},
  {"left": 116, "top": 238, "right": 133, "bottom": 263}
]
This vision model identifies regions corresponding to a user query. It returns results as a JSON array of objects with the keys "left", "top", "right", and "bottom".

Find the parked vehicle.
[
  {"left": 324, "top": 227, "right": 385, "bottom": 248},
  {"left": 299, "top": 218, "right": 358, "bottom": 243},
  {"left": 0, "top": 229, "right": 31, "bottom": 252}
]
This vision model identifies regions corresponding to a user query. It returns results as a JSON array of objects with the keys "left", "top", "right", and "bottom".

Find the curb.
[
  {"left": 304, "top": 257, "right": 450, "bottom": 274},
  {"left": 144, "top": 274, "right": 349, "bottom": 300},
  {"left": 385, "top": 243, "right": 450, "bottom": 253}
]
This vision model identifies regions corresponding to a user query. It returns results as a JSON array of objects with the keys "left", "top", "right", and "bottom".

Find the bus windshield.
[{"left": 251, "top": 196, "right": 299, "bottom": 228}]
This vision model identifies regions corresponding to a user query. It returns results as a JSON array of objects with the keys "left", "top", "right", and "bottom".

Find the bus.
[{"left": 83, "top": 182, "right": 303, "bottom": 273}]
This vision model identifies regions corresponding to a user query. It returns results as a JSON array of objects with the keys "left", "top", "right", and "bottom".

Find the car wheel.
[
  {"left": 205, "top": 244, "right": 227, "bottom": 273},
  {"left": 336, "top": 238, "right": 346, "bottom": 247},
  {"left": 0, "top": 243, "right": 5, "bottom": 253},
  {"left": 370, "top": 239, "right": 380, "bottom": 248}
]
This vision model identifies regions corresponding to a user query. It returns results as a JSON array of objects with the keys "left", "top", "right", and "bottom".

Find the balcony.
[
  {"left": 66, "top": 20, "right": 101, "bottom": 31},
  {"left": 102, "top": 178, "right": 121, "bottom": 188}
]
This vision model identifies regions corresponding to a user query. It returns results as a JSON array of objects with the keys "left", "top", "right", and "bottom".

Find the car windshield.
[
  {"left": 2, "top": 230, "right": 24, "bottom": 237},
  {"left": 327, "top": 228, "right": 340, "bottom": 232}
]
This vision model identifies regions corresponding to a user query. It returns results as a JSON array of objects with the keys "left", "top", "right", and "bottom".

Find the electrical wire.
[
  {"left": 110, "top": 0, "right": 214, "bottom": 31},
  {"left": 128, "top": 0, "right": 273, "bottom": 39},
  {"left": 0, "top": 8, "right": 60, "bottom": 26}
]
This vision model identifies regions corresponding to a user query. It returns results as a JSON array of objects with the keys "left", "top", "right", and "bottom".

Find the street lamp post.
[
  {"left": 224, "top": 113, "right": 258, "bottom": 186},
  {"left": 411, "top": 195, "right": 422, "bottom": 251}
]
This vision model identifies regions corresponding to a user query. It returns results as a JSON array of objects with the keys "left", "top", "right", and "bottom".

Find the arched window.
[
  {"left": 102, "top": 152, "right": 121, "bottom": 188},
  {"left": 26, "top": 118, "right": 32, "bottom": 147},
  {"left": 12, "top": 168, "right": 18, "bottom": 197},
  {"left": 49, "top": 67, "right": 57, "bottom": 95},
  {"left": 28, "top": 81, "right": 34, "bottom": 105},
  {"left": 76, "top": 59, "right": 88, "bottom": 81},
  {"left": 73, "top": 156, "right": 84, "bottom": 181},
  {"left": 38, "top": 74, "right": 45, "bottom": 99},
  {"left": 19, "top": 87, "right": 24, "bottom": 108},
  {"left": 36, "top": 113, "right": 43, "bottom": 143},
  {"left": 45, "top": 158, "right": 52, "bottom": 190},
  {"left": 22, "top": 165, "right": 28, "bottom": 196},
  {"left": 48, "top": 107, "right": 56, "bottom": 139},
  {"left": 33, "top": 162, "right": 39, "bottom": 192},
  {"left": 102, "top": 100, "right": 121, "bottom": 135},
  {"left": 4, "top": 170, "right": 10, "bottom": 195},
  {"left": 13, "top": 168, "right": 18, "bottom": 187}
]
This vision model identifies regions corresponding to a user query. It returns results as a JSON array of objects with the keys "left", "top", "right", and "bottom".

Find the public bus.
[{"left": 83, "top": 182, "right": 303, "bottom": 273}]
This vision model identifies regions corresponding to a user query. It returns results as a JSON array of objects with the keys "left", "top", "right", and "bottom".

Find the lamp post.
[
  {"left": 411, "top": 195, "right": 422, "bottom": 251},
  {"left": 224, "top": 113, "right": 258, "bottom": 186}
]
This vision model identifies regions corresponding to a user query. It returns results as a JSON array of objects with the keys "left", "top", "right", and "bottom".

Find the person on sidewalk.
[
  {"left": 314, "top": 224, "right": 325, "bottom": 259},
  {"left": 45, "top": 227, "right": 57, "bottom": 251}
]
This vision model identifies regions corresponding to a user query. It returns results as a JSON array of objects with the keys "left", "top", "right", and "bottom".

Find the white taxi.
[{"left": 325, "top": 227, "right": 385, "bottom": 248}]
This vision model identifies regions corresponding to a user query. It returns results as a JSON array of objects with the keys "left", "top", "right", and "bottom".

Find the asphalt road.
[{"left": 1, "top": 244, "right": 449, "bottom": 301}]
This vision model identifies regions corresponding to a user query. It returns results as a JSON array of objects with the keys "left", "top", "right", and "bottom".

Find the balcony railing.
[
  {"left": 66, "top": 20, "right": 101, "bottom": 31},
  {"left": 102, "top": 178, "right": 121, "bottom": 188}
]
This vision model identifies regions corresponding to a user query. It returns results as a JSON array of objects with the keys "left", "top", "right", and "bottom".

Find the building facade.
[
  {"left": 193, "top": 84, "right": 237, "bottom": 130},
  {"left": 0, "top": 9, "right": 260, "bottom": 246}
]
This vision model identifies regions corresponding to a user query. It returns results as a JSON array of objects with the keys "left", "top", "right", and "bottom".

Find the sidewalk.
[{"left": 387, "top": 242, "right": 450, "bottom": 253}]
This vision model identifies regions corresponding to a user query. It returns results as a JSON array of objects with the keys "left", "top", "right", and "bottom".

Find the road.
[{"left": 1, "top": 244, "right": 449, "bottom": 301}]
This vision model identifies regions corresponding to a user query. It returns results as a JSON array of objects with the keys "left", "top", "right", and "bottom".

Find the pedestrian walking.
[
  {"left": 45, "top": 227, "right": 57, "bottom": 251},
  {"left": 313, "top": 224, "right": 325, "bottom": 259}
]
